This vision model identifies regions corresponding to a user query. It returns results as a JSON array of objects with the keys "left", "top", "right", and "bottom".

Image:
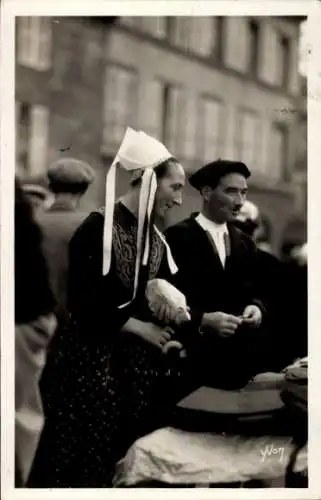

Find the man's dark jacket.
[{"left": 164, "top": 214, "right": 271, "bottom": 390}]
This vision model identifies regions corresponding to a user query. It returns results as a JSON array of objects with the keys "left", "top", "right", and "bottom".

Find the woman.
[
  {"left": 28, "top": 129, "right": 187, "bottom": 487},
  {"left": 15, "top": 178, "right": 57, "bottom": 486}
]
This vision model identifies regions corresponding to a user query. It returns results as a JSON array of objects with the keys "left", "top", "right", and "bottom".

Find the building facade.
[{"left": 15, "top": 15, "right": 306, "bottom": 251}]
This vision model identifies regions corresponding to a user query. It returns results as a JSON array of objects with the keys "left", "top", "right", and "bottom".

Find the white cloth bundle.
[
  {"left": 283, "top": 357, "right": 308, "bottom": 382},
  {"left": 146, "top": 279, "right": 191, "bottom": 326}
]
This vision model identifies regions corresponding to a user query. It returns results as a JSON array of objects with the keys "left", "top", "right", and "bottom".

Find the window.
[
  {"left": 169, "top": 17, "right": 191, "bottom": 51},
  {"left": 224, "top": 17, "right": 248, "bottom": 73},
  {"left": 189, "top": 17, "right": 214, "bottom": 57},
  {"left": 103, "top": 66, "right": 138, "bottom": 147},
  {"left": 120, "top": 16, "right": 166, "bottom": 39},
  {"left": 168, "top": 17, "right": 217, "bottom": 58},
  {"left": 248, "top": 19, "right": 260, "bottom": 76},
  {"left": 164, "top": 86, "right": 197, "bottom": 159},
  {"left": 141, "top": 17, "right": 167, "bottom": 39},
  {"left": 141, "top": 79, "right": 165, "bottom": 140},
  {"left": 16, "top": 17, "right": 52, "bottom": 70},
  {"left": 263, "top": 27, "right": 291, "bottom": 89},
  {"left": 269, "top": 124, "right": 288, "bottom": 181},
  {"left": 237, "top": 111, "right": 259, "bottom": 168},
  {"left": 16, "top": 101, "right": 49, "bottom": 176},
  {"left": 200, "top": 98, "right": 224, "bottom": 163}
]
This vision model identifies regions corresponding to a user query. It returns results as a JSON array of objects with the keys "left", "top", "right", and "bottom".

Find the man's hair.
[{"left": 130, "top": 158, "right": 179, "bottom": 187}]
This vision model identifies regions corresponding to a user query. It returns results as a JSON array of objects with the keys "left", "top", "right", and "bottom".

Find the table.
[{"left": 113, "top": 427, "right": 307, "bottom": 487}]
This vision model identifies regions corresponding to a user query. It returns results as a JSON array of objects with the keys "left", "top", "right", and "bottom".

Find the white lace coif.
[{"left": 102, "top": 127, "right": 178, "bottom": 309}]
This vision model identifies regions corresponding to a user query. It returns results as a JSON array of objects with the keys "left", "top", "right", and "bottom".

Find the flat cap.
[
  {"left": 189, "top": 159, "right": 251, "bottom": 191},
  {"left": 47, "top": 158, "right": 95, "bottom": 187}
]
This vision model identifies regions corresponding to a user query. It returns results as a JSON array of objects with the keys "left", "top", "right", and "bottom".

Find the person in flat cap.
[
  {"left": 164, "top": 159, "right": 274, "bottom": 392},
  {"left": 28, "top": 129, "right": 186, "bottom": 487},
  {"left": 35, "top": 158, "right": 95, "bottom": 324}
]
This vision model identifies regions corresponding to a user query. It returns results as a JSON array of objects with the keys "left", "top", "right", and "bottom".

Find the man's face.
[
  {"left": 154, "top": 161, "right": 185, "bottom": 218},
  {"left": 205, "top": 173, "right": 248, "bottom": 223}
]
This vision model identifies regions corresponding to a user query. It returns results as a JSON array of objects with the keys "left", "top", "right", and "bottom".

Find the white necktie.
[{"left": 217, "top": 231, "right": 226, "bottom": 267}]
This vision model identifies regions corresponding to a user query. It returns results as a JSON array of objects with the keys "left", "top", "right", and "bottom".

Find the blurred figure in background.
[
  {"left": 15, "top": 178, "right": 57, "bottom": 486},
  {"left": 21, "top": 183, "right": 54, "bottom": 212},
  {"left": 36, "top": 158, "right": 95, "bottom": 325},
  {"left": 254, "top": 216, "right": 274, "bottom": 255},
  {"left": 235, "top": 202, "right": 307, "bottom": 369},
  {"left": 281, "top": 239, "right": 307, "bottom": 363},
  {"left": 234, "top": 200, "right": 285, "bottom": 371}
]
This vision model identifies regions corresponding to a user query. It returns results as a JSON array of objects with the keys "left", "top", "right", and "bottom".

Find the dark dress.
[{"left": 27, "top": 202, "right": 179, "bottom": 488}]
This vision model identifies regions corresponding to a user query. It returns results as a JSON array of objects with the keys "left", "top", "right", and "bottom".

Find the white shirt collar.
[{"left": 196, "top": 213, "right": 228, "bottom": 234}]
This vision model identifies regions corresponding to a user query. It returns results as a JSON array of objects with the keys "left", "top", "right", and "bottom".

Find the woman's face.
[{"left": 154, "top": 161, "right": 185, "bottom": 218}]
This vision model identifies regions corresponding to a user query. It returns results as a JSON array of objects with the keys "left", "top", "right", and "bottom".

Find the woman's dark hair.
[
  {"left": 130, "top": 158, "right": 178, "bottom": 187},
  {"left": 15, "top": 177, "right": 55, "bottom": 323}
]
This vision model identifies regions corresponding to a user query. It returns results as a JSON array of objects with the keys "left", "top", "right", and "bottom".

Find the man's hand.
[
  {"left": 202, "top": 312, "right": 242, "bottom": 337},
  {"left": 242, "top": 305, "right": 262, "bottom": 327}
]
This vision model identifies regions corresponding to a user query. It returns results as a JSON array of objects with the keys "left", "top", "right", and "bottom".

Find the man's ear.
[{"left": 201, "top": 185, "right": 212, "bottom": 202}]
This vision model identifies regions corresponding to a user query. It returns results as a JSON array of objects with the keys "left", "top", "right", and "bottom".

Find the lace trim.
[{"left": 112, "top": 222, "right": 164, "bottom": 290}]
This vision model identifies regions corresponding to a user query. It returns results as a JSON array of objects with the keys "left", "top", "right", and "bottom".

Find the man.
[
  {"left": 165, "top": 160, "right": 270, "bottom": 390},
  {"left": 281, "top": 241, "right": 307, "bottom": 364},
  {"left": 36, "top": 158, "right": 95, "bottom": 323}
]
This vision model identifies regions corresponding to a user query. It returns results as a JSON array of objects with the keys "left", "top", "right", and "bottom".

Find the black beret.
[{"left": 189, "top": 159, "right": 251, "bottom": 191}]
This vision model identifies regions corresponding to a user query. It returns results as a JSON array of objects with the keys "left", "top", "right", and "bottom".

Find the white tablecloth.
[{"left": 113, "top": 427, "right": 307, "bottom": 486}]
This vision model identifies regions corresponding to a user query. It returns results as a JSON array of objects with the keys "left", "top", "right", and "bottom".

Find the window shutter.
[
  {"left": 17, "top": 17, "right": 31, "bottom": 66},
  {"left": 29, "top": 17, "right": 40, "bottom": 69},
  {"left": 29, "top": 105, "right": 49, "bottom": 176},
  {"left": 38, "top": 18, "right": 52, "bottom": 70},
  {"left": 182, "top": 96, "right": 197, "bottom": 159},
  {"left": 141, "top": 79, "right": 164, "bottom": 139},
  {"left": 103, "top": 66, "right": 138, "bottom": 147},
  {"left": 239, "top": 111, "right": 259, "bottom": 168},
  {"left": 190, "top": 17, "right": 214, "bottom": 56},
  {"left": 270, "top": 126, "right": 286, "bottom": 181},
  {"left": 172, "top": 17, "right": 190, "bottom": 50},
  {"left": 141, "top": 17, "right": 166, "bottom": 39},
  {"left": 202, "top": 99, "right": 222, "bottom": 162},
  {"left": 165, "top": 86, "right": 181, "bottom": 155}
]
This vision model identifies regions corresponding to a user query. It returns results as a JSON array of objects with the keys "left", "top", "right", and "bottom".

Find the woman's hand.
[
  {"left": 139, "top": 323, "right": 174, "bottom": 350},
  {"left": 121, "top": 318, "right": 174, "bottom": 350}
]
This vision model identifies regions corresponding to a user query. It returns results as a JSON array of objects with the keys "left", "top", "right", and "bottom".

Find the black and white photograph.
[{"left": 2, "top": 1, "right": 319, "bottom": 496}]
